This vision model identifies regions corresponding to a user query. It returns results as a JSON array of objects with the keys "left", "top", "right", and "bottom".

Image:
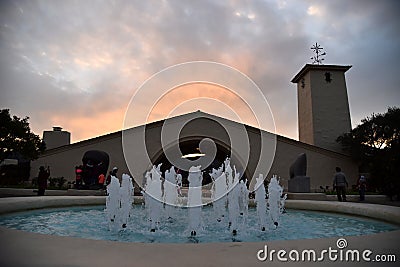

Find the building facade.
[
  {"left": 31, "top": 111, "right": 358, "bottom": 192},
  {"left": 31, "top": 64, "right": 358, "bottom": 192}
]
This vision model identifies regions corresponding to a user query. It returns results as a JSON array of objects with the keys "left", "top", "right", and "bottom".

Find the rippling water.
[{"left": 0, "top": 205, "right": 398, "bottom": 243}]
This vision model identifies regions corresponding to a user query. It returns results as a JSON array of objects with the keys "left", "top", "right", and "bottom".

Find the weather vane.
[{"left": 310, "top": 42, "right": 326, "bottom": 65}]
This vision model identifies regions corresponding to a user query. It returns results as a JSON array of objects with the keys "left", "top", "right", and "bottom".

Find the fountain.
[
  {"left": 163, "top": 166, "right": 179, "bottom": 219},
  {"left": 227, "top": 165, "right": 240, "bottom": 235},
  {"left": 105, "top": 157, "right": 288, "bottom": 238},
  {"left": 254, "top": 174, "right": 267, "bottom": 231},
  {"left": 253, "top": 173, "right": 287, "bottom": 231},
  {"left": 144, "top": 164, "right": 163, "bottom": 232},
  {"left": 238, "top": 178, "right": 249, "bottom": 218},
  {"left": 176, "top": 172, "right": 183, "bottom": 197},
  {"left": 210, "top": 165, "right": 226, "bottom": 222},
  {"left": 210, "top": 158, "right": 247, "bottom": 235},
  {"left": 1, "top": 158, "right": 398, "bottom": 246},
  {"left": 106, "top": 175, "right": 120, "bottom": 231},
  {"left": 267, "top": 175, "right": 287, "bottom": 227},
  {"left": 105, "top": 174, "right": 134, "bottom": 231},
  {"left": 120, "top": 174, "right": 134, "bottom": 228},
  {"left": 2, "top": 198, "right": 398, "bottom": 244},
  {"left": 187, "top": 165, "right": 203, "bottom": 236}
]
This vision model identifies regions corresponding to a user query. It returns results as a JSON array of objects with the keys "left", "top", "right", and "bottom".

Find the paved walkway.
[
  {"left": 1, "top": 226, "right": 399, "bottom": 267},
  {"left": 0, "top": 188, "right": 106, "bottom": 198}
]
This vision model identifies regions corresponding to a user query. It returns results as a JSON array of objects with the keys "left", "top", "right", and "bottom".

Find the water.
[
  {"left": 93, "top": 159, "right": 397, "bottom": 244},
  {"left": 227, "top": 165, "right": 240, "bottom": 234},
  {"left": 137, "top": 159, "right": 285, "bottom": 236},
  {"left": 105, "top": 175, "right": 120, "bottom": 231},
  {"left": 209, "top": 158, "right": 253, "bottom": 235},
  {"left": 105, "top": 174, "right": 134, "bottom": 231},
  {"left": 0, "top": 205, "right": 397, "bottom": 243},
  {"left": 187, "top": 165, "right": 203, "bottom": 236},
  {"left": 210, "top": 165, "right": 226, "bottom": 222},
  {"left": 120, "top": 174, "right": 134, "bottom": 228},
  {"left": 238, "top": 179, "right": 249, "bottom": 219},
  {"left": 143, "top": 164, "right": 163, "bottom": 231},
  {"left": 255, "top": 174, "right": 267, "bottom": 230},
  {"left": 164, "top": 166, "right": 179, "bottom": 219},
  {"left": 267, "top": 175, "right": 287, "bottom": 227}
]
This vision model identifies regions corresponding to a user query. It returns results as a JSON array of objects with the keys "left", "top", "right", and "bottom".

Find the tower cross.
[{"left": 310, "top": 42, "right": 326, "bottom": 65}]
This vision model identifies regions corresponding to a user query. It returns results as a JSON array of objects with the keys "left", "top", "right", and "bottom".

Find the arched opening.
[{"left": 151, "top": 138, "right": 250, "bottom": 187}]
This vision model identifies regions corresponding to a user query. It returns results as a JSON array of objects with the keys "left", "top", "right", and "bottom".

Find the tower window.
[
  {"left": 324, "top": 72, "right": 332, "bottom": 83},
  {"left": 301, "top": 78, "right": 305, "bottom": 88}
]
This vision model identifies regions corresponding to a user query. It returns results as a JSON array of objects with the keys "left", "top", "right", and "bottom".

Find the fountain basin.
[
  {"left": 1, "top": 196, "right": 400, "bottom": 226},
  {"left": 1, "top": 196, "right": 399, "bottom": 267},
  {"left": 0, "top": 204, "right": 398, "bottom": 244}
]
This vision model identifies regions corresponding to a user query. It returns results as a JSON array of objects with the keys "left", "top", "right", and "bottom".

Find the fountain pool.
[{"left": 0, "top": 205, "right": 398, "bottom": 243}]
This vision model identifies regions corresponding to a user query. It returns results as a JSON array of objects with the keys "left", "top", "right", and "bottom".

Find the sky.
[{"left": 1, "top": 0, "right": 399, "bottom": 143}]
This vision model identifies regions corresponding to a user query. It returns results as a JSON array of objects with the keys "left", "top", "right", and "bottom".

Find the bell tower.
[{"left": 291, "top": 64, "right": 352, "bottom": 152}]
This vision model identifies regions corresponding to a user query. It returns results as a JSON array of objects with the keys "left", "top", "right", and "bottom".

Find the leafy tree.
[
  {"left": 0, "top": 109, "right": 45, "bottom": 162},
  {"left": 337, "top": 107, "right": 400, "bottom": 199}
]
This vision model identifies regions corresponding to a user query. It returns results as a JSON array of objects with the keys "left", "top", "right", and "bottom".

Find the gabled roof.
[{"left": 41, "top": 110, "right": 351, "bottom": 158}]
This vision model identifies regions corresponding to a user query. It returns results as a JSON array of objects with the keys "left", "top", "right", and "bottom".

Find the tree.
[
  {"left": 337, "top": 107, "right": 400, "bottom": 198},
  {"left": 0, "top": 109, "right": 45, "bottom": 162}
]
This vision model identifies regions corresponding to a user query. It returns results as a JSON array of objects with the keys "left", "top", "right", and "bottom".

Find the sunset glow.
[{"left": 1, "top": 1, "right": 398, "bottom": 143}]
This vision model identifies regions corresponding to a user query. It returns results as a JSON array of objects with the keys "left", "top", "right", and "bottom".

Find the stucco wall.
[
  {"left": 297, "top": 71, "right": 314, "bottom": 145},
  {"left": 31, "top": 133, "right": 128, "bottom": 181},
  {"left": 310, "top": 69, "right": 352, "bottom": 152},
  {"left": 270, "top": 136, "right": 358, "bottom": 191}
]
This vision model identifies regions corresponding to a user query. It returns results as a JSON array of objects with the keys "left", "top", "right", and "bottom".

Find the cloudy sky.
[{"left": 1, "top": 0, "right": 399, "bottom": 143}]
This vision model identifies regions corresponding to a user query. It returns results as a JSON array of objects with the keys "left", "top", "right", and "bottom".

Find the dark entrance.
[{"left": 152, "top": 139, "right": 248, "bottom": 187}]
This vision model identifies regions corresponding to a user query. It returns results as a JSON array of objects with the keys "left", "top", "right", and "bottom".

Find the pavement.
[
  {"left": 1, "top": 225, "right": 399, "bottom": 267},
  {"left": 0, "top": 188, "right": 106, "bottom": 198}
]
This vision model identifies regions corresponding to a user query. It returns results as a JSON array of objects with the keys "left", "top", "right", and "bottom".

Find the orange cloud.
[
  {"left": 147, "top": 83, "right": 260, "bottom": 128},
  {"left": 49, "top": 107, "right": 126, "bottom": 143}
]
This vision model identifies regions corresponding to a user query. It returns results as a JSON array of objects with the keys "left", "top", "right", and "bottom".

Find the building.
[
  {"left": 31, "top": 64, "right": 358, "bottom": 192},
  {"left": 43, "top": 127, "right": 71, "bottom": 150},
  {"left": 292, "top": 64, "right": 352, "bottom": 152}
]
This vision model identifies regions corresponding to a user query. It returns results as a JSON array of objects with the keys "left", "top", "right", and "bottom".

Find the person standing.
[
  {"left": 37, "top": 166, "right": 50, "bottom": 196},
  {"left": 333, "top": 167, "right": 348, "bottom": 202},
  {"left": 75, "top": 165, "right": 83, "bottom": 189},
  {"left": 358, "top": 175, "right": 367, "bottom": 201},
  {"left": 106, "top": 167, "right": 118, "bottom": 186},
  {"left": 111, "top": 167, "right": 118, "bottom": 177},
  {"left": 98, "top": 173, "right": 105, "bottom": 190}
]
